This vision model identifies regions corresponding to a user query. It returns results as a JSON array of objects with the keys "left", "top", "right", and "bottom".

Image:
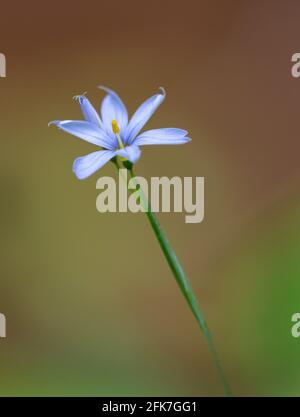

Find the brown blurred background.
[{"left": 1, "top": 0, "right": 300, "bottom": 396}]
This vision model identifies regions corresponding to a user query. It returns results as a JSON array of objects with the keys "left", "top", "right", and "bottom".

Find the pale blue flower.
[{"left": 49, "top": 86, "right": 191, "bottom": 179}]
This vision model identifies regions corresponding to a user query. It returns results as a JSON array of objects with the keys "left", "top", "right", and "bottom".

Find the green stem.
[{"left": 115, "top": 160, "right": 232, "bottom": 396}]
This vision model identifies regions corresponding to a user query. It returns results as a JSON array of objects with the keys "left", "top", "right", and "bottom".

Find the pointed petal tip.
[
  {"left": 182, "top": 130, "right": 190, "bottom": 138},
  {"left": 48, "top": 120, "right": 60, "bottom": 127},
  {"left": 73, "top": 92, "right": 87, "bottom": 102},
  {"left": 48, "top": 120, "right": 70, "bottom": 129},
  {"left": 97, "top": 85, "right": 113, "bottom": 95},
  {"left": 158, "top": 86, "right": 166, "bottom": 97}
]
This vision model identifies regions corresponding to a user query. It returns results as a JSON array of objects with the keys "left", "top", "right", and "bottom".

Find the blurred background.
[{"left": 0, "top": 0, "right": 300, "bottom": 396}]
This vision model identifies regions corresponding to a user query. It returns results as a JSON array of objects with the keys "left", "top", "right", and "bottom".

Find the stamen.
[
  {"left": 111, "top": 119, "right": 124, "bottom": 149},
  {"left": 111, "top": 119, "right": 120, "bottom": 134}
]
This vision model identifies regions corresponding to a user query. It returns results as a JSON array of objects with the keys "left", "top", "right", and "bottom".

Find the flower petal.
[
  {"left": 73, "top": 149, "right": 116, "bottom": 180},
  {"left": 134, "top": 128, "right": 191, "bottom": 146},
  {"left": 115, "top": 145, "right": 141, "bottom": 164},
  {"left": 49, "top": 120, "right": 115, "bottom": 149},
  {"left": 99, "top": 86, "right": 128, "bottom": 133},
  {"left": 74, "top": 95, "right": 103, "bottom": 127},
  {"left": 125, "top": 87, "right": 166, "bottom": 143}
]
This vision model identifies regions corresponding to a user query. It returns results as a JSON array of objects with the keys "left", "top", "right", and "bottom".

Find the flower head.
[{"left": 49, "top": 86, "right": 191, "bottom": 179}]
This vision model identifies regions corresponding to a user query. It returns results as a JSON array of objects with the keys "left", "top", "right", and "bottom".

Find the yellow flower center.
[
  {"left": 111, "top": 119, "right": 124, "bottom": 149},
  {"left": 111, "top": 119, "right": 120, "bottom": 134}
]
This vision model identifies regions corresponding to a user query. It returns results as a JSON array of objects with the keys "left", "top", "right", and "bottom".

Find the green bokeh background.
[{"left": 1, "top": 0, "right": 300, "bottom": 396}]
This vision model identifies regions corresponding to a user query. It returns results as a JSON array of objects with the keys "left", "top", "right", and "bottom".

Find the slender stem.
[{"left": 115, "top": 160, "right": 232, "bottom": 396}]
